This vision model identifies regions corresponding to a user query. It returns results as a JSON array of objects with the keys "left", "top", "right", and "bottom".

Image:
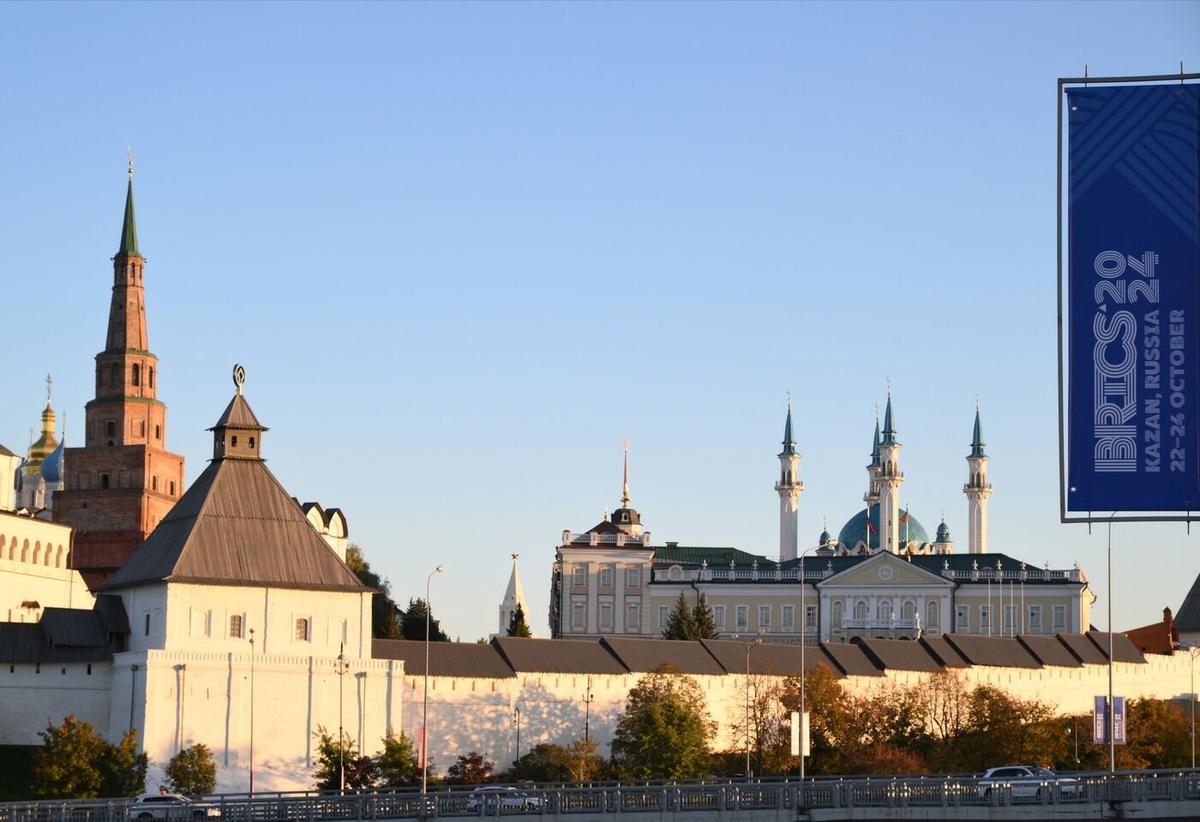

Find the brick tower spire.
[{"left": 54, "top": 164, "right": 186, "bottom": 588}]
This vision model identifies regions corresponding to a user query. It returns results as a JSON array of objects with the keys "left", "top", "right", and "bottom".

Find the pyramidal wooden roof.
[
  {"left": 102, "top": 393, "right": 367, "bottom": 593},
  {"left": 210, "top": 393, "right": 266, "bottom": 431}
]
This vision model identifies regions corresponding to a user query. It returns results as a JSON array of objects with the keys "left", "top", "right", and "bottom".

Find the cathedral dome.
[
  {"left": 837, "top": 503, "right": 930, "bottom": 549},
  {"left": 41, "top": 442, "right": 64, "bottom": 484}
]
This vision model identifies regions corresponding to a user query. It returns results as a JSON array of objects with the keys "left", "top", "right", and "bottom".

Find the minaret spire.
[
  {"left": 964, "top": 402, "right": 992, "bottom": 554},
  {"left": 776, "top": 397, "right": 803, "bottom": 562},
  {"left": 876, "top": 388, "right": 904, "bottom": 553}
]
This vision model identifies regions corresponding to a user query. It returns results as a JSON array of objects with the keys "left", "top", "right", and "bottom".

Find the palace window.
[
  {"left": 832, "top": 600, "right": 843, "bottom": 627},
  {"left": 713, "top": 605, "right": 726, "bottom": 629},
  {"left": 805, "top": 604, "right": 817, "bottom": 628},
  {"left": 572, "top": 567, "right": 586, "bottom": 587},
  {"left": 598, "top": 603, "right": 613, "bottom": 629},
  {"left": 926, "top": 600, "right": 939, "bottom": 627},
  {"left": 781, "top": 605, "right": 795, "bottom": 630},
  {"left": 955, "top": 604, "right": 969, "bottom": 632},
  {"left": 979, "top": 605, "right": 991, "bottom": 632},
  {"left": 1003, "top": 605, "right": 1016, "bottom": 634},
  {"left": 877, "top": 600, "right": 893, "bottom": 621},
  {"left": 658, "top": 606, "right": 669, "bottom": 628},
  {"left": 626, "top": 567, "right": 640, "bottom": 588},
  {"left": 625, "top": 603, "right": 639, "bottom": 629},
  {"left": 853, "top": 600, "right": 868, "bottom": 621},
  {"left": 229, "top": 614, "right": 244, "bottom": 638},
  {"left": 735, "top": 605, "right": 748, "bottom": 631},
  {"left": 599, "top": 568, "right": 613, "bottom": 588},
  {"left": 901, "top": 600, "right": 916, "bottom": 621},
  {"left": 758, "top": 605, "right": 771, "bottom": 630},
  {"left": 295, "top": 618, "right": 310, "bottom": 642},
  {"left": 1028, "top": 605, "right": 1043, "bottom": 632},
  {"left": 1052, "top": 605, "right": 1067, "bottom": 631}
]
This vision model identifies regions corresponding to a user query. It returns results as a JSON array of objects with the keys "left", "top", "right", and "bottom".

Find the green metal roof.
[
  {"left": 779, "top": 404, "right": 797, "bottom": 457},
  {"left": 653, "top": 544, "right": 772, "bottom": 567},
  {"left": 116, "top": 179, "right": 139, "bottom": 257},
  {"left": 881, "top": 394, "right": 898, "bottom": 445},
  {"left": 970, "top": 408, "right": 986, "bottom": 457}
]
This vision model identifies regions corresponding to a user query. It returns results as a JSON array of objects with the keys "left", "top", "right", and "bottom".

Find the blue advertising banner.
[
  {"left": 1067, "top": 83, "right": 1200, "bottom": 512},
  {"left": 1092, "top": 695, "right": 1127, "bottom": 744}
]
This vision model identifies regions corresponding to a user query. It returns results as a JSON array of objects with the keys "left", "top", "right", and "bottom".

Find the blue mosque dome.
[
  {"left": 936, "top": 520, "right": 951, "bottom": 543},
  {"left": 40, "top": 442, "right": 64, "bottom": 484},
  {"left": 837, "top": 503, "right": 930, "bottom": 548}
]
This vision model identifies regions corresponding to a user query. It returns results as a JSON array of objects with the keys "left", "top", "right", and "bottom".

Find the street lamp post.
[
  {"left": 1190, "top": 647, "right": 1200, "bottom": 769},
  {"left": 583, "top": 677, "right": 594, "bottom": 743},
  {"left": 734, "top": 633, "right": 762, "bottom": 777},
  {"left": 335, "top": 643, "right": 350, "bottom": 792},
  {"left": 513, "top": 706, "right": 521, "bottom": 765},
  {"left": 248, "top": 628, "right": 256, "bottom": 797},
  {"left": 797, "top": 544, "right": 819, "bottom": 793},
  {"left": 421, "top": 565, "right": 444, "bottom": 799}
]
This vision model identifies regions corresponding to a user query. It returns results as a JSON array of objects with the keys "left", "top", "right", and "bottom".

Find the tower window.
[
  {"left": 169, "top": 481, "right": 176, "bottom": 496},
  {"left": 155, "top": 425, "right": 161, "bottom": 440},
  {"left": 295, "top": 618, "right": 310, "bottom": 641},
  {"left": 152, "top": 476, "right": 158, "bottom": 491},
  {"left": 110, "top": 364, "right": 119, "bottom": 385},
  {"left": 229, "top": 614, "right": 244, "bottom": 638},
  {"left": 144, "top": 613, "right": 151, "bottom": 636},
  {"left": 106, "top": 421, "right": 116, "bottom": 437},
  {"left": 132, "top": 364, "right": 140, "bottom": 386},
  {"left": 249, "top": 437, "right": 255, "bottom": 448},
  {"left": 149, "top": 367, "right": 155, "bottom": 389},
  {"left": 231, "top": 436, "right": 238, "bottom": 448},
  {"left": 100, "top": 474, "right": 110, "bottom": 490}
]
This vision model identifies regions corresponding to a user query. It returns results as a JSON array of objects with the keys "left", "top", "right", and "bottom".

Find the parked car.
[
  {"left": 128, "top": 793, "right": 221, "bottom": 821},
  {"left": 977, "top": 766, "right": 1079, "bottom": 800},
  {"left": 465, "top": 786, "right": 543, "bottom": 813}
]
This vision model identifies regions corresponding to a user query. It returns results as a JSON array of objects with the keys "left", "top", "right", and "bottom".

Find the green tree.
[
  {"left": 313, "top": 728, "right": 377, "bottom": 791},
  {"left": 662, "top": 593, "right": 698, "bottom": 640},
  {"left": 610, "top": 664, "right": 715, "bottom": 779},
  {"left": 345, "top": 544, "right": 402, "bottom": 639},
  {"left": 164, "top": 744, "right": 217, "bottom": 797},
  {"left": 447, "top": 751, "right": 494, "bottom": 784},
  {"left": 400, "top": 598, "right": 449, "bottom": 642},
  {"left": 100, "top": 730, "right": 148, "bottom": 798},
  {"left": 564, "top": 739, "right": 606, "bottom": 782},
  {"left": 691, "top": 594, "right": 720, "bottom": 640},
  {"left": 507, "top": 604, "right": 533, "bottom": 638},
  {"left": 376, "top": 732, "right": 419, "bottom": 788},
  {"left": 32, "top": 716, "right": 106, "bottom": 798},
  {"left": 508, "top": 743, "right": 572, "bottom": 781}
]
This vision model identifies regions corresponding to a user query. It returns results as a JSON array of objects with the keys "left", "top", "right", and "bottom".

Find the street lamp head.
[{"left": 434, "top": 564, "right": 444, "bottom": 574}]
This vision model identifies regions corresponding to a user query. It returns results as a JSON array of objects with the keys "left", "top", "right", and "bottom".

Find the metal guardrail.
[{"left": 3, "top": 771, "right": 1199, "bottom": 822}]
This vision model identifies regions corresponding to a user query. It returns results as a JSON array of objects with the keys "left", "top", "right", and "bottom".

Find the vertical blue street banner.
[
  {"left": 1093, "top": 695, "right": 1107, "bottom": 743},
  {"left": 1112, "top": 696, "right": 1126, "bottom": 745},
  {"left": 1067, "top": 83, "right": 1200, "bottom": 511},
  {"left": 1093, "top": 696, "right": 1128, "bottom": 744}
]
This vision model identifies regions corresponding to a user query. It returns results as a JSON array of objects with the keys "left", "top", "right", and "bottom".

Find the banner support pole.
[{"left": 1108, "top": 520, "right": 1115, "bottom": 773}]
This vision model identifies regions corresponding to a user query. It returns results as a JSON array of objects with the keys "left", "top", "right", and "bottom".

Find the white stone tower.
[
  {"left": 775, "top": 400, "right": 803, "bottom": 562},
  {"left": 499, "top": 553, "right": 530, "bottom": 635},
  {"left": 964, "top": 407, "right": 991, "bottom": 554},
  {"left": 877, "top": 392, "right": 904, "bottom": 554}
]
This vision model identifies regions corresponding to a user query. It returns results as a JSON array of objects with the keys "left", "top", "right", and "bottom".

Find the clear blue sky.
[{"left": 2, "top": 1, "right": 1198, "bottom": 641}]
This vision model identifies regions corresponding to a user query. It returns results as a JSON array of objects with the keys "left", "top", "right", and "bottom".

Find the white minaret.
[
  {"left": 775, "top": 399, "right": 803, "bottom": 562},
  {"left": 964, "top": 406, "right": 992, "bottom": 554},
  {"left": 877, "top": 392, "right": 904, "bottom": 554},
  {"left": 499, "top": 553, "right": 530, "bottom": 635}
]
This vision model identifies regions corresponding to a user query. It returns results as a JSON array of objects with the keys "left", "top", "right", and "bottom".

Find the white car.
[
  {"left": 977, "top": 766, "right": 1079, "bottom": 801},
  {"left": 465, "top": 786, "right": 543, "bottom": 813},
  {"left": 128, "top": 793, "right": 221, "bottom": 821}
]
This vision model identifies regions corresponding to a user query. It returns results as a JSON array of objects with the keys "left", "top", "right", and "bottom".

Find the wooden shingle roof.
[{"left": 102, "top": 393, "right": 368, "bottom": 593}]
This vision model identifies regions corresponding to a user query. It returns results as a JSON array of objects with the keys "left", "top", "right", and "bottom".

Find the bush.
[{"left": 165, "top": 744, "right": 217, "bottom": 797}]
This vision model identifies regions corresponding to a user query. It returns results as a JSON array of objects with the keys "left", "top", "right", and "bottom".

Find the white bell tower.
[{"left": 775, "top": 399, "right": 803, "bottom": 562}]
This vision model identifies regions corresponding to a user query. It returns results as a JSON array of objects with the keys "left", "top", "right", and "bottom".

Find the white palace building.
[{"left": 550, "top": 400, "right": 1094, "bottom": 644}]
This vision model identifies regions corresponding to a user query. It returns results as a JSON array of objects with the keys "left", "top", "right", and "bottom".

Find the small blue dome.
[
  {"left": 936, "top": 521, "right": 951, "bottom": 542},
  {"left": 40, "top": 442, "right": 64, "bottom": 484},
  {"left": 818, "top": 529, "right": 832, "bottom": 545},
  {"left": 837, "top": 503, "right": 930, "bottom": 548}
]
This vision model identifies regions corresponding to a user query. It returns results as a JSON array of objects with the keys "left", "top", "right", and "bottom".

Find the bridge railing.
[{"left": 3, "top": 770, "right": 1199, "bottom": 821}]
